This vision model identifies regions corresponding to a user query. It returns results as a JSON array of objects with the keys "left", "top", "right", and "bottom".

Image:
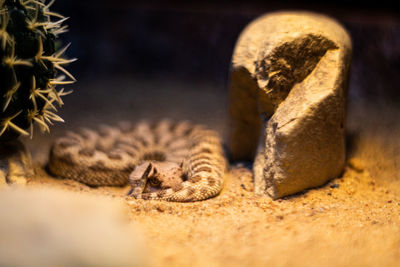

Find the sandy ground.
[{"left": 16, "top": 79, "right": 400, "bottom": 266}]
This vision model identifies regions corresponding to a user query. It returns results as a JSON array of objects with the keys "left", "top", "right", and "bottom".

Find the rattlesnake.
[{"left": 48, "top": 120, "right": 227, "bottom": 202}]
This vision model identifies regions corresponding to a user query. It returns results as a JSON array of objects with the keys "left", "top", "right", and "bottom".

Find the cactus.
[
  {"left": 0, "top": 0, "right": 75, "bottom": 141},
  {"left": 0, "top": 0, "right": 74, "bottom": 185}
]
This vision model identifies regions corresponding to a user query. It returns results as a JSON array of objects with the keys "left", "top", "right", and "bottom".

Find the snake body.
[{"left": 48, "top": 120, "right": 226, "bottom": 202}]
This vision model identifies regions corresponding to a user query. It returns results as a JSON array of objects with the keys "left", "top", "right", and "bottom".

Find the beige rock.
[
  {"left": 0, "top": 187, "right": 149, "bottom": 267},
  {"left": 228, "top": 11, "right": 352, "bottom": 199}
]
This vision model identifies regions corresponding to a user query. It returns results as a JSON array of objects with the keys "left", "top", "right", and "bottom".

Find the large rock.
[
  {"left": 0, "top": 187, "right": 149, "bottom": 267},
  {"left": 228, "top": 11, "right": 352, "bottom": 199}
]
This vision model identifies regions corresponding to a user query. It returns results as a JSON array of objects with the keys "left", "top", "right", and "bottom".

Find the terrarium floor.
[{"left": 24, "top": 78, "right": 400, "bottom": 267}]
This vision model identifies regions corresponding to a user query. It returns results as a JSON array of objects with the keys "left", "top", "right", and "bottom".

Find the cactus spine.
[{"left": 0, "top": 0, "right": 75, "bottom": 141}]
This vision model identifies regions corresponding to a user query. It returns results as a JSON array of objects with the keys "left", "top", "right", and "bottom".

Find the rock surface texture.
[{"left": 228, "top": 11, "right": 352, "bottom": 199}]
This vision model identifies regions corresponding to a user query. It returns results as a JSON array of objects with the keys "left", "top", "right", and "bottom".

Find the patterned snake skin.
[{"left": 48, "top": 120, "right": 227, "bottom": 202}]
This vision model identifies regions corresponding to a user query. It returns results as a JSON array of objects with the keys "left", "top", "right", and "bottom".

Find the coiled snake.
[{"left": 48, "top": 120, "right": 227, "bottom": 202}]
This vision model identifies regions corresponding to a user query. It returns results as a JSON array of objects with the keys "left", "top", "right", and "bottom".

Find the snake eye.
[{"left": 149, "top": 178, "right": 161, "bottom": 187}]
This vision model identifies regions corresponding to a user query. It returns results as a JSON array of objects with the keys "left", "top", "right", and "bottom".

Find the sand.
[{"left": 8, "top": 79, "right": 400, "bottom": 266}]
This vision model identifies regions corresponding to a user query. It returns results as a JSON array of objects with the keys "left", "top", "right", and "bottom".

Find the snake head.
[{"left": 128, "top": 161, "right": 184, "bottom": 198}]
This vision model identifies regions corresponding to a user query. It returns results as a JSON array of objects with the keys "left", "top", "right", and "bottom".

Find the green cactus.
[{"left": 0, "top": 0, "right": 75, "bottom": 141}]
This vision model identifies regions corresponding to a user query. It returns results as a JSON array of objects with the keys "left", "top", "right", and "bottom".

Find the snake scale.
[{"left": 48, "top": 120, "right": 227, "bottom": 202}]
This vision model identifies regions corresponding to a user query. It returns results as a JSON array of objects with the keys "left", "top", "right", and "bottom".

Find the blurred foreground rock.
[
  {"left": 228, "top": 11, "right": 352, "bottom": 198},
  {"left": 0, "top": 187, "right": 148, "bottom": 267}
]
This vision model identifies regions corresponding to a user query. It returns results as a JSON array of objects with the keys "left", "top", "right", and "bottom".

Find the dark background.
[{"left": 43, "top": 0, "right": 400, "bottom": 131}]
